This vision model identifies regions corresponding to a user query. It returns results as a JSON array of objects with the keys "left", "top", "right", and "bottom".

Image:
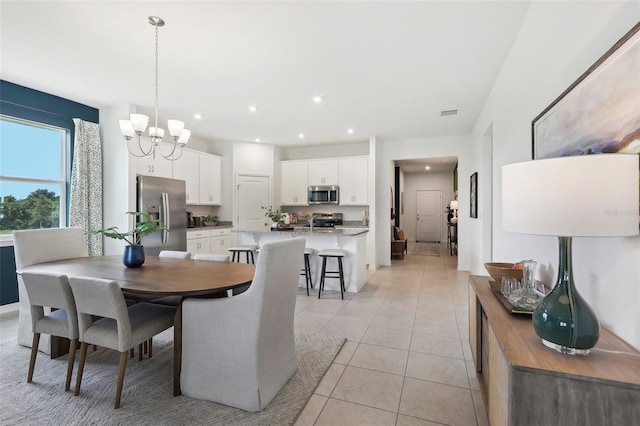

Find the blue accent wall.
[{"left": 0, "top": 80, "right": 99, "bottom": 305}]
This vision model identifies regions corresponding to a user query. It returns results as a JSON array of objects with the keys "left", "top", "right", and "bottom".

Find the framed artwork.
[
  {"left": 532, "top": 23, "right": 639, "bottom": 160},
  {"left": 470, "top": 172, "right": 478, "bottom": 218}
]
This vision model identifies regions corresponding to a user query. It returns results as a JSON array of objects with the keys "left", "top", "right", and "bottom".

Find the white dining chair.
[
  {"left": 158, "top": 250, "right": 192, "bottom": 259},
  {"left": 22, "top": 272, "right": 78, "bottom": 391},
  {"left": 192, "top": 253, "right": 234, "bottom": 297},
  {"left": 69, "top": 276, "right": 176, "bottom": 409},
  {"left": 13, "top": 227, "right": 88, "bottom": 353},
  {"left": 181, "top": 237, "right": 305, "bottom": 411}
]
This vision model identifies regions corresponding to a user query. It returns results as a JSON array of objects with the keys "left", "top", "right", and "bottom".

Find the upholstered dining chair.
[
  {"left": 13, "top": 227, "right": 88, "bottom": 353},
  {"left": 21, "top": 272, "right": 78, "bottom": 391},
  {"left": 192, "top": 253, "right": 230, "bottom": 262},
  {"left": 181, "top": 237, "right": 305, "bottom": 411},
  {"left": 158, "top": 250, "right": 192, "bottom": 259},
  {"left": 69, "top": 276, "right": 176, "bottom": 409}
]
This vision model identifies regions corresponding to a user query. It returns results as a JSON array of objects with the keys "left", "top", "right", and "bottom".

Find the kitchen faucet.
[{"left": 310, "top": 214, "right": 319, "bottom": 233}]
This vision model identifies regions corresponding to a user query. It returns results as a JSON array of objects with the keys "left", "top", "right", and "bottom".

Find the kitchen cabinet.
[
  {"left": 132, "top": 140, "right": 174, "bottom": 178},
  {"left": 280, "top": 161, "right": 309, "bottom": 206},
  {"left": 187, "top": 230, "right": 211, "bottom": 255},
  {"left": 210, "top": 228, "right": 231, "bottom": 256},
  {"left": 172, "top": 149, "right": 199, "bottom": 203},
  {"left": 199, "top": 154, "right": 221, "bottom": 205},
  {"left": 338, "top": 157, "right": 368, "bottom": 205},
  {"left": 308, "top": 160, "right": 338, "bottom": 185}
]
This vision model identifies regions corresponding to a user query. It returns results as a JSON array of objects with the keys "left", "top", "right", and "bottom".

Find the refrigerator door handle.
[{"left": 162, "top": 192, "right": 170, "bottom": 244}]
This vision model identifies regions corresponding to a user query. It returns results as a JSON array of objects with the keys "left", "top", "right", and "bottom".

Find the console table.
[{"left": 468, "top": 275, "right": 640, "bottom": 425}]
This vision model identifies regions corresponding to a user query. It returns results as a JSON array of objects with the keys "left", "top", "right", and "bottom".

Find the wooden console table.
[{"left": 468, "top": 275, "right": 640, "bottom": 425}]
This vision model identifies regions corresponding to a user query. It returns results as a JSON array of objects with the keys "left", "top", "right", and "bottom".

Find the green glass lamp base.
[{"left": 532, "top": 237, "right": 600, "bottom": 355}]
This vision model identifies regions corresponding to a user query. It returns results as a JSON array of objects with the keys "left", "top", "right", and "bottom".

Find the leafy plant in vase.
[
  {"left": 92, "top": 211, "right": 166, "bottom": 267},
  {"left": 261, "top": 205, "right": 286, "bottom": 229}
]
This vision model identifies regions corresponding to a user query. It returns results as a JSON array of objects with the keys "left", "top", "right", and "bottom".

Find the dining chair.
[
  {"left": 69, "top": 276, "right": 176, "bottom": 409},
  {"left": 192, "top": 253, "right": 235, "bottom": 297},
  {"left": 158, "top": 250, "right": 192, "bottom": 259},
  {"left": 181, "top": 237, "right": 305, "bottom": 411},
  {"left": 21, "top": 272, "right": 78, "bottom": 391},
  {"left": 13, "top": 227, "right": 88, "bottom": 353}
]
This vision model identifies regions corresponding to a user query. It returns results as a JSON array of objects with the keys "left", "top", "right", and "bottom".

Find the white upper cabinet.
[
  {"left": 339, "top": 157, "right": 368, "bottom": 205},
  {"left": 172, "top": 149, "right": 199, "bottom": 204},
  {"left": 280, "top": 161, "right": 309, "bottom": 206},
  {"left": 308, "top": 160, "right": 338, "bottom": 186},
  {"left": 132, "top": 140, "right": 174, "bottom": 178},
  {"left": 199, "top": 154, "right": 221, "bottom": 205}
]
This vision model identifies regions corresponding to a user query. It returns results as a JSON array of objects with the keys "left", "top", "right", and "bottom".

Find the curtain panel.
[{"left": 69, "top": 118, "right": 103, "bottom": 255}]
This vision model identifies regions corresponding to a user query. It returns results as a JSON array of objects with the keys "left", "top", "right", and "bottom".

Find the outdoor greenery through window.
[{"left": 0, "top": 116, "right": 67, "bottom": 237}]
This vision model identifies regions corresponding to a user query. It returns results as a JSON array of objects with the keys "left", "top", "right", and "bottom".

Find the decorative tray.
[{"left": 488, "top": 280, "right": 546, "bottom": 315}]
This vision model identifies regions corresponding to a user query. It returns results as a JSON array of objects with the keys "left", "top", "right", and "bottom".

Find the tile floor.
[{"left": 0, "top": 241, "right": 488, "bottom": 425}]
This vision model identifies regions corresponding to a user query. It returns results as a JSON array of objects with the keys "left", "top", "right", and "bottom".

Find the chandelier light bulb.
[
  {"left": 119, "top": 120, "right": 135, "bottom": 140},
  {"left": 177, "top": 129, "right": 191, "bottom": 145},
  {"left": 130, "top": 114, "right": 149, "bottom": 134},
  {"left": 168, "top": 119, "right": 185, "bottom": 140}
]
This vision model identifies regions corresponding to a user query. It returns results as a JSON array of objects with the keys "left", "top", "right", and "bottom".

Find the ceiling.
[{"left": 0, "top": 1, "right": 530, "bottom": 148}]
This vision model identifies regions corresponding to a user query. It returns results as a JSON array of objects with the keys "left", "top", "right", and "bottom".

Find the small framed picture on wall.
[{"left": 470, "top": 172, "right": 478, "bottom": 218}]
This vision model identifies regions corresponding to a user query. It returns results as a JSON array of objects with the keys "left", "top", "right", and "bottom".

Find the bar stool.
[
  {"left": 228, "top": 245, "right": 258, "bottom": 264},
  {"left": 301, "top": 248, "right": 314, "bottom": 296},
  {"left": 317, "top": 249, "right": 346, "bottom": 300}
]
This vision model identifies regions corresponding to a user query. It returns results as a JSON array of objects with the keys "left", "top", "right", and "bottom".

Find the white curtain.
[{"left": 69, "top": 118, "right": 103, "bottom": 256}]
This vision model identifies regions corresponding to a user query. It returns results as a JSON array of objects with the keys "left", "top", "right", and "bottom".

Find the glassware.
[
  {"left": 501, "top": 277, "right": 520, "bottom": 296},
  {"left": 507, "top": 260, "right": 542, "bottom": 310}
]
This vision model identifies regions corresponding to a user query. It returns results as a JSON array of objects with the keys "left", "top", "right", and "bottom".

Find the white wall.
[{"left": 470, "top": 2, "right": 640, "bottom": 349}]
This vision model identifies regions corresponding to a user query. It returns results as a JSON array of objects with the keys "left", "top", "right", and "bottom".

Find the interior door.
[
  {"left": 416, "top": 190, "right": 442, "bottom": 242},
  {"left": 236, "top": 174, "right": 270, "bottom": 230}
]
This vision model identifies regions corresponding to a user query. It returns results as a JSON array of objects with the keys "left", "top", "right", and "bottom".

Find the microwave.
[{"left": 308, "top": 185, "right": 339, "bottom": 204}]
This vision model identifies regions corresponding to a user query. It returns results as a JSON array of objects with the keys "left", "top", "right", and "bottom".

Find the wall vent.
[{"left": 440, "top": 109, "right": 458, "bottom": 116}]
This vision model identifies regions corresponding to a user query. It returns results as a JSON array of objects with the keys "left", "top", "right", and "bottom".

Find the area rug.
[
  {"left": 0, "top": 330, "right": 345, "bottom": 425},
  {"left": 412, "top": 242, "right": 441, "bottom": 256}
]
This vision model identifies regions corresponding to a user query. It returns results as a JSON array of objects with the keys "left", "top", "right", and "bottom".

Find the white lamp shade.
[
  {"left": 450, "top": 200, "right": 458, "bottom": 210},
  {"left": 149, "top": 126, "right": 164, "bottom": 139},
  {"left": 502, "top": 154, "right": 639, "bottom": 237},
  {"left": 130, "top": 113, "right": 149, "bottom": 133},
  {"left": 167, "top": 119, "right": 185, "bottom": 138},
  {"left": 119, "top": 120, "right": 134, "bottom": 138},
  {"left": 177, "top": 129, "right": 190, "bottom": 145}
]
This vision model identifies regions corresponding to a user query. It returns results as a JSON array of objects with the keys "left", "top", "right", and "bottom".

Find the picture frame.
[
  {"left": 470, "top": 172, "right": 478, "bottom": 218},
  {"left": 531, "top": 23, "right": 639, "bottom": 160}
]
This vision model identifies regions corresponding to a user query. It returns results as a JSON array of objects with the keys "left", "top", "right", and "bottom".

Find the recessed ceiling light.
[
  {"left": 425, "top": 166, "right": 431, "bottom": 171},
  {"left": 298, "top": 133, "right": 305, "bottom": 139},
  {"left": 255, "top": 137, "right": 261, "bottom": 143},
  {"left": 312, "top": 95, "right": 323, "bottom": 104},
  {"left": 248, "top": 105, "right": 258, "bottom": 113},
  {"left": 194, "top": 113, "right": 202, "bottom": 120},
  {"left": 347, "top": 128, "right": 354, "bottom": 134},
  {"left": 440, "top": 109, "right": 458, "bottom": 116}
]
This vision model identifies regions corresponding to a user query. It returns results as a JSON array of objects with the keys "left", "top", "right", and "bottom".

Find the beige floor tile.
[
  {"left": 472, "top": 390, "right": 490, "bottom": 426},
  {"left": 333, "top": 307, "right": 376, "bottom": 326},
  {"left": 344, "top": 298, "right": 384, "bottom": 312},
  {"left": 315, "top": 398, "right": 397, "bottom": 426},
  {"left": 331, "top": 366, "right": 404, "bottom": 412},
  {"left": 321, "top": 318, "right": 368, "bottom": 342},
  {"left": 334, "top": 341, "right": 359, "bottom": 365},
  {"left": 377, "top": 300, "right": 418, "bottom": 315},
  {"left": 300, "top": 299, "right": 347, "bottom": 315},
  {"left": 399, "top": 378, "right": 476, "bottom": 426},
  {"left": 410, "top": 332, "right": 464, "bottom": 359},
  {"left": 396, "top": 414, "right": 445, "bottom": 426},
  {"left": 466, "top": 360, "right": 481, "bottom": 392},
  {"left": 349, "top": 343, "right": 408, "bottom": 376},
  {"left": 414, "top": 304, "right": 457, "bottom": 323},
  {"left": 361, "top": 325, "right": 411, "bottom": 350},
  {"left": 413, "top": 317, "right": 460, "bottom": 339},
  {"left": 406, "top": 351, "right": 469, "bottom": 389},
  {"left": 294, "top": 394, "right": 328, "bottom": 426},
  {"left": 371, "top": 313, "right": 415, "bottom": 332},
  {"left": 315, "top": 363, "right": 346, "bottom": 396}
]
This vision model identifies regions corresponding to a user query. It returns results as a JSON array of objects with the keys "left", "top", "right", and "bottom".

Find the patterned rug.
[
  {"left": 412, "top": 242, "right": 441, "bottom": 257},
  {"left": 0, "top": 330, "right": 345, "bottom": 425}
]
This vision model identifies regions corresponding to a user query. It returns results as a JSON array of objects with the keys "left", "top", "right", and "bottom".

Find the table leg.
[{"left": 173, "top": 302, "right": 183, "bottom": 396}]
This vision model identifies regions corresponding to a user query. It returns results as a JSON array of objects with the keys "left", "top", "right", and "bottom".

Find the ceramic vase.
[{"left": 123, "top": 245, "right": 145, "bottom": 267}]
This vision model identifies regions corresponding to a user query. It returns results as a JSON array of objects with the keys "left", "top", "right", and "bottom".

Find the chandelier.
[{"left": 119, "top": 16, "right": 190, "bottom": 161}]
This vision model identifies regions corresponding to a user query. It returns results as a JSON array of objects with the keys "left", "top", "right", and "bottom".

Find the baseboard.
[{"left": 0, "top": 302, "right": 19, "bottom": 314}]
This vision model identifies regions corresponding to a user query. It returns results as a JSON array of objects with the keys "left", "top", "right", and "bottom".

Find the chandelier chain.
[{"left": 154, "top": 23, "right": 160, "bottom": 131}]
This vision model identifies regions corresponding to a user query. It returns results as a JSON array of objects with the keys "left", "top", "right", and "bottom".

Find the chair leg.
[
  {"left": 318, "top": 257, "right": 327, "bottom": 299},
  {"left": 130, "top": 348, "right": 135, "bottom": 358},
  {"left": 74, "top": 342, "right": 89, "bottom": 396},
  {"left": 307, "top": 255, "right": 314, "bottom": 289},
  {"left": 65, "top": 338, "right": 78, "bottom": 391},
  {"left": 338, "top": 257, "right": 345, "bottom": 300},
  {"left": 114, "top": 352, "right": 128, "bottom": 409},
  {"left": 148, "top": 338, "right": 153, "bottom": 358},
  {"left": 250, "top": 251, "right": 255, "bottom": 264},
  {"left": 27, "top": 333, "right": 40, "bottom": 383},
  {"left": 138, "top": 343, "right": 143, "bottom": 361}
]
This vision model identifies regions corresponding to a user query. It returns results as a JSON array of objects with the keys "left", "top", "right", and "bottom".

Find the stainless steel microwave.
[{"left": 308, "top": 185, "right": 339, "bottom": 204}]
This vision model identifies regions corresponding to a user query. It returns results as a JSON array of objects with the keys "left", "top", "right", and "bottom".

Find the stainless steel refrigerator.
[{"left": 136, "top": 175, "right": 187, "bottom": 256}]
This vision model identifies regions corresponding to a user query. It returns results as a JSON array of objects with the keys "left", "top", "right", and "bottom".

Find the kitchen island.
[{"left": 234, "top": 227, "right": 368, "bottom": 293}]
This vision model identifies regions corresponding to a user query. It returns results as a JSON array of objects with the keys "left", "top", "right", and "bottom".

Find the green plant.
[
  {"left": 202, "top": 215, "right": 218, "bottom": 223},
  {"left": 261, "top": 205, "right": 285, "bottom": 223},
  {"left": 92, "top": 211, "right": 166, "bottom": 246}
]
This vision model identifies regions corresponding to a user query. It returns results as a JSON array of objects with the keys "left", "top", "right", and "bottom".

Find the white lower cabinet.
[
  {"left": 187, "top": 228, "right": 231, "bottom": 256},
  {"left": 210, "top": 228, "right": 231, "bottom": 256}
]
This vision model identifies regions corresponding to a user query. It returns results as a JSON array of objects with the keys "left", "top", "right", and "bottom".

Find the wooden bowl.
[{"left": 484, "top": 262, "right": 523, "bottom": 282}]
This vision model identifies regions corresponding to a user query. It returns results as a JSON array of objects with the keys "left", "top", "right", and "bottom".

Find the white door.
[
  {"left": 416, "top": 190, "right": 442, "bottom": 242},
  {"left": 237, "top": 174, "right": 270, "bottom": 230}
]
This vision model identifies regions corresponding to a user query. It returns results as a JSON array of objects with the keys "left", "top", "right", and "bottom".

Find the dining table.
[{"left": 17, "top": 255, "right": 256, "bottom": 396}]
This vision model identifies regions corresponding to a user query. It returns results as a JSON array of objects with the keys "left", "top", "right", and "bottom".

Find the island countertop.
[{"left": 233, "top": 227, "right": 368, "bottom": 236}]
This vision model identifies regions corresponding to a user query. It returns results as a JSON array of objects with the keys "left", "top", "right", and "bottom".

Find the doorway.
[
  {"left": 236, "top": 174, "right": 270, "bottom": 231},
  {"left": 416, "top": 190, "right": 442, "bottom": 242}
]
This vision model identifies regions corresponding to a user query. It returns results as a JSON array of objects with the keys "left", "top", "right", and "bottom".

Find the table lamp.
[
  {"left": 502, "top": 154, "right": 639, "bottom": 355},
  {"left": 450, "top": 200, "right": 458, "bottom": 223}
]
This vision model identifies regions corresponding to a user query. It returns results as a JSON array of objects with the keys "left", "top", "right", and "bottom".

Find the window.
[{"left": 0, "top": 115, "right": 68, "bottom": 238}]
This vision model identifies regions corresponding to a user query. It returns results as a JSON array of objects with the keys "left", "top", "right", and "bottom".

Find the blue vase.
[{"left": 123, "top": 245, "right": 145, "bottom": 268}]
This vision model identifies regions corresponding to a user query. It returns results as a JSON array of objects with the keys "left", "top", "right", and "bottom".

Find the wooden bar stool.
[
  {"left": 317, "top": 249, "right": 346, "bottom": 300},
  {"left": 301, "top": 248, "right": 314, "bottom": 296},
  {"left": 228, "top": 245, "right": 258, "bottom": 264}
]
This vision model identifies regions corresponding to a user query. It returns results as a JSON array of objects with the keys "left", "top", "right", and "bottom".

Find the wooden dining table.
[{"left": 17, "top": 255, "right": 256, "bottom": 396}]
